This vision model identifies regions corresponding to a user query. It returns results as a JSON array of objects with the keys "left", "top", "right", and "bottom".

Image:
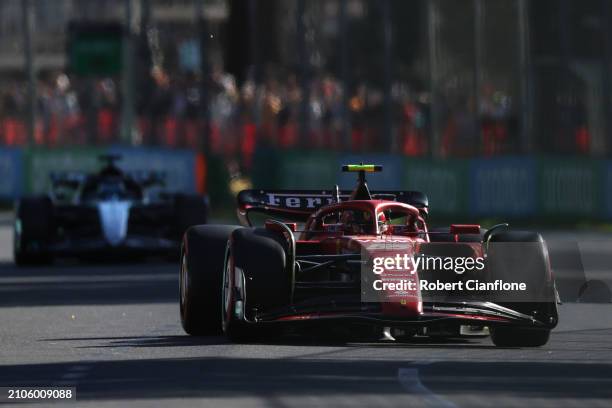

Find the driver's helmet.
[
  {"left": 406, "top": 216, "right": 419, "bottom": 233},
  {"left": 342, "top": 210, "right": 366, "bottom": 234},
  {"left": 378, "top": 212, "right": 389, "bottom": 234},
  {"left": 97, "top": 180, "right": 125, "bottom": 199}
]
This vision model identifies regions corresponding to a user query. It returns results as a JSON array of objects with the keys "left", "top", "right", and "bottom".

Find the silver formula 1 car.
[{"left": 14, "top": 155, "right": 208, "bottom": 265}]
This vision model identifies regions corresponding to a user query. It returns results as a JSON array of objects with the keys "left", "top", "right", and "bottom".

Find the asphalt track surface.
[{"left": 1, "top": 222, "right": 612, "bottom": 407}]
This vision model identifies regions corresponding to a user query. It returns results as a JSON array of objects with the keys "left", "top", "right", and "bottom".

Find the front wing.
[{"left": 237, "top": 299, "right": 558, "bottom": 329}]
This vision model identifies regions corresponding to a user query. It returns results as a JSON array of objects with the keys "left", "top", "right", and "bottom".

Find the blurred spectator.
[{"left": 0, "top": 65, "right": 544, "bottom": 167}]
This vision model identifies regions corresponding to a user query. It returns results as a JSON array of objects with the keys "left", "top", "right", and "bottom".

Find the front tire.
[
  {"left": 487, "top": 230, "right": 557, "bottom": 347},
  {"left": 221, "top": 246, "right": 262, "bottom": 342},
  {"left": 490, "top": 327, "right": 550, "bottom": 347},
  {"left": 180, "top": 225, "right": 239, "bottom": 336},
  {"left": 14, "top": 196, "right": 54, "bottom": 266},
  {"left": 222, "top": 228, "right": 289, "bottom": 343}
]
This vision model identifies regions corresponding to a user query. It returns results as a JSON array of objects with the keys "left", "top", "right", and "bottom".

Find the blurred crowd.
[{"left": 0, "top": 67, "right": 538, "bottom": 164}]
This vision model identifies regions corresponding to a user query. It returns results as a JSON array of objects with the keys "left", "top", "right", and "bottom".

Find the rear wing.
[
  {"left": 50, "top": 170, "right": 165, "bottom": 189},
  {"left": 236, "top": 189, "right": 428, "bottom": 226},
  {"left": 128, "top": 170, "right": 166, "bottom": 187},
  {"left": 50, "top": 172, "right": 87, "bottom": 190}
]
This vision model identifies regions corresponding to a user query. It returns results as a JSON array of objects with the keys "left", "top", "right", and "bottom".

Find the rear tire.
[
  {"left": 180, "top": 225, "right": 239, "bottom": 336},
  {"left": 490, "top": 327, "right": 550, "bottom": 347},
  {"left": 14, "top": 196, "right": 54, "bottom": 266}
]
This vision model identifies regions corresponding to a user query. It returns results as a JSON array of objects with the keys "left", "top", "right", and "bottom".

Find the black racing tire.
[
  {"left": 180, "top": 224, "right": 239, "bottom": 336},
  {"left": 490, "top": 327, "right": 550, "bottom": 347},
  {"left": 487, "top": 230, "right": 557, "bottom": 347},
  {"left": 223, "top": 228, "right": 289, "bottom": 343},
  {"left": 175, "top": 194, "right": 209, "bottom": 239},
  {"left": 14, "top": 196, "right": 54, "bottom": 266},
  {"left": 487, "top": 230, "right": 551, "bottom": 303}
]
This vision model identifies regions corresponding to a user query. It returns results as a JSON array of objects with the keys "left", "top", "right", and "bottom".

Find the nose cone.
[
  {"left": 357, "top": 238, "right": 422, "bottom": 316},
  {"left": 98, "top": 201, "right": 131, "bottom": 246}
]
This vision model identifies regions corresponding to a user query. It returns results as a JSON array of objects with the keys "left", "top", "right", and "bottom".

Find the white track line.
[{"left": 398, "top": 367, "right": 458, "bottom": 408}]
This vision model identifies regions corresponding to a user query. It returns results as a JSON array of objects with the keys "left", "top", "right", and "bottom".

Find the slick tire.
[
  {"left": 487, "top": 231, "right": 553, "bottom": 304},
  {"left": 223, "top": 228, "right": 289, "bottom": 343},
  {"left": 487, "top": 230, "right": 557, "bottom": 347},
  {"left": 180, "top": 225, "right": 239, "bottom": 336},
  {"left": 14, "top": 196, "right": 54, "bottom": 266}
]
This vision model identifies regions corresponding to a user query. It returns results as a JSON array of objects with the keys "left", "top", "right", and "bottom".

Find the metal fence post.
[
  {"left": 339, "top": 0, "right": 350, "bottom": 151},
  {"left": 22, "top": 0, "right": 36, "bottom": 147},
  {"left": 297, "top": 0, "right": 309, "bottom": 147},
  {"left": 247, "top": 0, "right": 258, "bottom": 81},
  {"left": 518, "top": 0, "right": 533, "bottom": 154},
  {"left": 382, "top": 0, "right": 393, "bottom": 152},
  {"left": 197, "top": 0, "right": 210, "bottom": 155},
  {"left": 121, "top": 0, "right": 135, "bottom": 145},
  {"left": 473, "top": 0, "right": 483, "bottom": 155},
  {"left": 602, "top": 0, "right": 612, "bottom": 155},
  {"left": 428, "top": 0, "right": 440, "bottom": 158}
]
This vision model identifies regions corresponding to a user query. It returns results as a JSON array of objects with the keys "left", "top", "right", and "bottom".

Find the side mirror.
[{"left": 483, "top": 223, "right": 510, "bottom": 248}]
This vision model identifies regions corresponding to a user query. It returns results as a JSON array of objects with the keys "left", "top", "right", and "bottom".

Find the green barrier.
[
  {"left": 278, "top": 150, "right": 338, "bottom": 189},
  {"left": 251, "top": 147, "right": 281, "bottom": 189},
  {"left": 404, "top": 159, "right": 469, "bottom": 215},
  {"left": 24, "top": 148, "right": 104, "bottom": 194},
  {"left": 206, "top": 154, "right": 232, "bottom": 207},
  {"left": 469, "top": 157, "right": 537, "bottom": 217},
  {"left": 248, "top": 150, "right": 612, "bottom": 221},
  {"left": 537, "top": 158, "right": 603, "bottom": 217}
]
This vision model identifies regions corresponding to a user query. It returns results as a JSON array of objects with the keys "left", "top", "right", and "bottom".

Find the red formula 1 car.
[{"left": 180, "top": 165, "right": 558, "bottom": 347}]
